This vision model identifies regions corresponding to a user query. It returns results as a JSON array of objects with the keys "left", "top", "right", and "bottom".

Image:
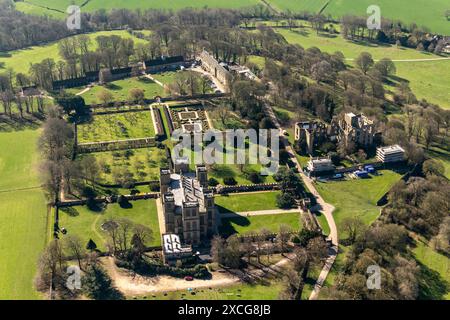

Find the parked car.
[{"left": 184, "top": 276, "right": 194, "bottom": 281}]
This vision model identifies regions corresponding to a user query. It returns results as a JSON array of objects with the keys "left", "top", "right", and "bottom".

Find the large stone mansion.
[{"left": 160, "top": 163, "right": 218, "bottom": 245}]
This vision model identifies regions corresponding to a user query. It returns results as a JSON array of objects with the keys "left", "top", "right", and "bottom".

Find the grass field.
[
  {"left": 86, "top": 148, "right": 166, "bottom": 184},
  {"left": 267, "top": 0, "right": 450, "bottom": 34},
  {"left": 315, "top": 170, "right": 402, "bottom": 236},
  {"left": 0, "top": 129, "right": 47, "bottom": 299},
  {"left": 69, "top": 77, "right": 166, "bottom": 105},
  {"left": 277, "top": 28, "right": 450, "bottom": 109},
  {"left": 77, "top": 110, "right": 155, "bottom": 143},
  {"left": 134, "top": 280, "right": 283, "bottom": 300},
  {"left": 427, "top": 144, "right": 450, "bottom": 179},
  {"left": 16, "top": 0, "right": 260, "bottom": 18},
  {"left": 0, "top": 30, "right": 148, "bottom": 75},
  {"left": 219, "top": 212, "right": 302, "bottom": 236},
  {"left": 215, "top": 191, "right": 281, "bottom": 213},
  {"left": 413, "top": 239, "right": 450, "bottom": 300},
  {"left": 58, "top": 199, "right": 161, "bottom": 251}
]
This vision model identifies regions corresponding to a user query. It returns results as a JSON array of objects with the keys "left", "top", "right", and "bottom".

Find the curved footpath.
[{"left": 264, "top": 99, "right": 338, "bottom": 300}]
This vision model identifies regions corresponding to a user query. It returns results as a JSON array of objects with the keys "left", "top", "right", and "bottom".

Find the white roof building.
[{"left": 376, "top": 145, "right": 405, "bottom": 163}]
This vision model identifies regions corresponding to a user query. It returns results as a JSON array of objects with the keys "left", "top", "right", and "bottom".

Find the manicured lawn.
[
  {"left": 413, "top": 239, "right": 450, "bottom": 300},
  {"left": 219, "top": 212, "right": 302, "bottom": 236},
  {"left": 0, "top": 31, "right": 148, "bottom": 75},
  {"left": 58, "top": 199, "right": 161, "bottom": 251},
  {"left": 215, "top": 191, "right": 281, "bottom": 213},
  {"left": 77, "top": 110, "right": 155, "bottom": 143},
  {"left": 73, "top": 77, "right": 165, "bottom": 105},
  {"left": 86, "top": 148, "right": 167, "bottom": 184},
  {"left": 134, "top": 281, "right": 283, "bottom": 300},
  {"left": 315, "top": 170, "right": 402, "bottom": 236},
  {"left": 277, "top": 28, "right": 450, "bottom": 109},
  {"left": 209, "top": 164, "right": 276, "bottom": 185},
  {"left": 0, "top": 129, "right": 48, "bottom": 299}
]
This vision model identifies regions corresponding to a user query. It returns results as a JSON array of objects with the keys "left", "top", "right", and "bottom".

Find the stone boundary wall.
[{"left": 76, "top": 137, "right": 156, "bottom": 153}]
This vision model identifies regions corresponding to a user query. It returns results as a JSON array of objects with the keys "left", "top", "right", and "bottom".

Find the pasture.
[
  {"left": 277, "top": 28, "right": 450, "bottom": 109},
  {"left": 58, "top": 199, "right": 161, "bottom": 251},
  {"left": 267, "top": 0, "right": 450, "bottom": 34},
  {"left": 0, "top": 129, "right": 48, "bottom": 299},
  {"left": 15, "top": 0, "right": 260, "bottom": 18},
  {"left": 77, "top": 110, "right": 156, "bottom": 143},
  {"left": 315, "top": 170, "right": 402, "bottom": 236}
]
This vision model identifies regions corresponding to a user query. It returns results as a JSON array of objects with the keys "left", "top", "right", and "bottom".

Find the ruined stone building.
[
  {"left": 294, "top": 121, "right": 328, "bottom": 155},
  {"left": 198, "top": 50, "right": 232, "bottom": 91},
  {"left": 160, "top": 164, "right": 217, "bottom": 245},
  {"left": 334, "top": 113, "right": 375, "bottom": 147}
]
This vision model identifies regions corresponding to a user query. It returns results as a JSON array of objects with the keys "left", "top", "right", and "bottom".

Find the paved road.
[{"left": 263, "top": 99, "right": 339, "bottom": 300}]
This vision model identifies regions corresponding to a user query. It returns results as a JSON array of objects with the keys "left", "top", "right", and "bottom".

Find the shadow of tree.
[
  {"left": 416, "top": 260, "right": 449, "bottom": 300},
  {"left": 218, "top": 214, "right": 250, "bottom": 237}
]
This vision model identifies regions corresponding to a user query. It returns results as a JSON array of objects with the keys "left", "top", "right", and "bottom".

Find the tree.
[
  {"left": 97, "top": 89, "right": 113, "bottom": 105},
  {"left": 129, "top": 88, "right": 145, "bottom": 103},
  {"left": 210, "top": 235, "right": 226, "bottom": 265},
  {"left": 64, "top": 235, "right": 86, "bottom": 271},
  {"left": 422, "top": 159, "right": 445, "bottom": 177},
  {"left": 82, "top": 265, "right": 123, "bottom": 300},
  {"left": 355, "top": 52, "right": 374, "bottom": 75},
  {"left": 276, "top": 192, "right": 295, "bottom": 209},
  {"left": 55, "top": 93, "right": 87, "bottom": 122},
  {"left": 277, "top": 224, "right": 292, "bottom": 254},
  {"left": 341, "top": 217, "right": 367, "bottom": 244},
  {"left": 374, "top": 58, "right": 396, "bottom": 78}
]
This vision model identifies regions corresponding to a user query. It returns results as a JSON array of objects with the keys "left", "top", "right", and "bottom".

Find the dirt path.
[
  {"left": 102, "top": 257, "right": 240, "bottom": 296},
  {"left": 76, "top": 87, "right": 91, "bottom": 96},
  {"left": 144, "top": 74, "right": 164, "bottom": 87}
]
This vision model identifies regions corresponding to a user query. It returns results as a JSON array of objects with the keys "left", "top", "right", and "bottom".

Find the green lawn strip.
[
  {"left": 77, "top": 110, "right": 155, "bottom": 143},
  {"left": 315, "top": 170, "right": 402, "bottom": 237},
  {"left": 219, "top": 212, "right": 302, "bottom": 236},
  {"left": 215, "top": 191, "right": 281, "bottom": 213},
  {"left": 132, "top": 280, "right": 283, "bottom": 300},
  {"left": 0, "top": 189, "right": 47, "bottom": 299},
  {"left": 426, "top": 145, "right": 450, "bottom": 179},
  {"left": 58, "top": 199, "right": 161, "bottom": 251},
  {"left": 413, "top": 239, "right": 450, "bottom": 300}
]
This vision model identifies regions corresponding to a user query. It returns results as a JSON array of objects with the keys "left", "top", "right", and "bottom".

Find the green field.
[
  {"left": 134, "top": 281, "right": 283, "bottom": 300},
  {"left": 58, "top": 199, "right": 161, "bottom": 251},
  {"left": 87, "top": 148, "right": 167, "bottom": 184},
  {"left": 16, "top": 0, "right": 260, "bottom": 18},
  {"left": 427, "top": 145, "right": 450, "bottom": 179},
  {"left": 315, "top": 170, "right": 402, "bottom": 236},
  {"left": 219, "top": 212, "right": 302, "bottom": 236},
  {"left": 0, "top": 30, "right": 148, "bottom": 75},
  {"left": 267, "top": 0, "right": 450, "bottom": 34},
  {"left": 0, "top": 129, "right": 48, "bottom": 299},
  {"left": 413, "top": 239, "right": 450, "bottom": 299},
  {"left": 215, "top": 191, "right": 281, "bottom": 213},
  {"left": 277, "top": 28, "right": 450, "bottom": 109},
  {"left": 77, "top": 110, "right": 155, "bottom": 143}
]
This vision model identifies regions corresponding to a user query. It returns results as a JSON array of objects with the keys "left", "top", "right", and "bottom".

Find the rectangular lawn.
[
  {"left": 58, "top": 199, "right": 161, "bottom": 251},
  {"left": 219, "top": 212, "right": 302, "bottom": 236},
  {"left": 215, "top": 191, "right": 281, "bottom": 213}
]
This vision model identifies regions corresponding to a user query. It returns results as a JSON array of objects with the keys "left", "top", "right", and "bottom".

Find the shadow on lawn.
[
  {"left": 416, "top": 260, "right": 449, "bottom": 300},
  {"left": 218, "top": 212, "right": 250, "bottom": 237}
]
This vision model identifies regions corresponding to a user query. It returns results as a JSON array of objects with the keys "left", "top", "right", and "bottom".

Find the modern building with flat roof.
[
  {"left": 307, "top": 157, "right": 335, "bottom": 176},
  {"left": 376, "top": 145, "right": 405, "bottom": 163}
]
